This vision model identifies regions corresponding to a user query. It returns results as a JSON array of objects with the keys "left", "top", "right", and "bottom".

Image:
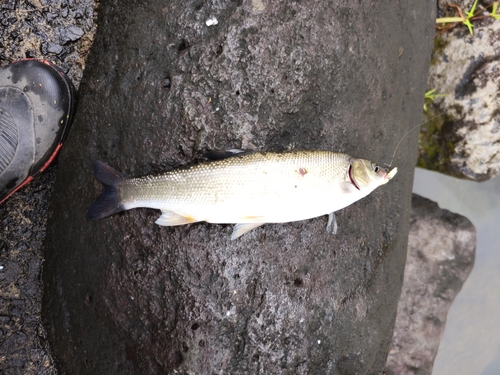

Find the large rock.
[
  {"left": 421, "top": 2, "right": 500, "bottom": 181},
  {"left": 384, "top": 194, "right": 476, "bottom": 375},
  {"left": 42, "top": 0, "right": 435, "bottom": 374}
]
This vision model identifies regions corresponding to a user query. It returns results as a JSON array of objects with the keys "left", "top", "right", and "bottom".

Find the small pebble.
[{"left": 206, "top": 17, "right": 218, "bottom": 26}]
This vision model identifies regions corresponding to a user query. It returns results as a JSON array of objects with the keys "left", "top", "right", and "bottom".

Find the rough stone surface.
[
  {"left": 42, "top": 0, "right": 435, "bottom": 374},
  {"left": 0, "top": 0, "right": 97, "bottom": 374},
  {"left": 384, "top": 194, "right": 476, "bottom": 375},
  {"left": 0, "top": 166, "right": 58, "bottom": 375},
  {"left": 0, "top": 0, "right": 97, "bottom": 88},
  {"left": 421, "top": 2, "right": 500, "bottom": 181}
]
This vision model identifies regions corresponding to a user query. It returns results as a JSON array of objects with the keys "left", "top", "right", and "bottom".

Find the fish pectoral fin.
[
  {"left": 340, "top": 181, "right": 356, "bottom": 194},
  {"left": 231, "top": 223, "right": 264, "bottom": 240},
  {"left": 326, "top": 212, "right": 338, "bottom": 235},
  {"left": 155, "top": 211, "right": 198, "bottom": 226}
]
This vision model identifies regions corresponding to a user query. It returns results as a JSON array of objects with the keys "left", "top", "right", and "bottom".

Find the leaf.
[
  {"left": 463, "top": 18, "right": 474, "bottom": 34},
  {"left": 424, "top": 89, "right": 436, "bottom": 99},
  {"left": 464, "top": 0, "right": 479, "bottom": 35},
  {"left": 466, "top": 0, "right": 479, "bottom": 18},
  {"left": 490, "top": 2, "right": 500, "bottom": 20}
]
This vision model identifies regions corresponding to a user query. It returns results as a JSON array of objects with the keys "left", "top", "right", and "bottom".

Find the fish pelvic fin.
[
  {"left": 86, "top": 161, "right": 125, "bottom": 221},
  {"left": 155, "top": 211, "right": 198, "bottom": 226},
  {"left": 326, "top": 212, "right": 338, "bottom": 235},
  {"left": 231, "top": 222, "right": 264, "bottom": 240}
]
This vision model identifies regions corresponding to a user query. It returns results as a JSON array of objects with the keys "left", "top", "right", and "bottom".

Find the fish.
[{"left": 86, "top": 150, "right": 397, "bottom": 240}]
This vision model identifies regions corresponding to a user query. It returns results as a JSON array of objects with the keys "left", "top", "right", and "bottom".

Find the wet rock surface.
[
  {"left": 421, "top": 1, "right": 500, "bottom": 181},
  {"left": 0, "top": 0, "right": 97, "bottom": 374},
  {"left": 0, "top": 167, "right": 57, "bottom": 375},
  {"left": 0, "top": 0, "right": 97, "bottom": 87},
  {"left": 384, "top": 194, "right": 476, "bottom": 375},
  {"left": 42, "top": 0, "right": 435, "bottom": 374}
]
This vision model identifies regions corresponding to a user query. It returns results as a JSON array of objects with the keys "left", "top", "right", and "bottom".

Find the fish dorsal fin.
[
  {"left": 204, "top": 149, "right": 252, "bottom": 160},
  {"left": 155, "top": 211, "right": 198, "bottom": 226},
  {"left": 231, "top": 223, "right": 264, "bottom": 240}
]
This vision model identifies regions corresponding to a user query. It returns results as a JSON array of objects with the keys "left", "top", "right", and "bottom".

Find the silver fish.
[{"left": 86, "top": 150, "right": 397, "bottom": 239}]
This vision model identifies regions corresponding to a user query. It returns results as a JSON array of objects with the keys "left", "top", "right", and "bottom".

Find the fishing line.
[{"left": 386, "top": 113, "right": 444, "bottom": 168}]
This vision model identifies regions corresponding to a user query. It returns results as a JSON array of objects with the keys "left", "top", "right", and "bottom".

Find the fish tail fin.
[{"left": 86, "top": 161, "right": 125, "bottom": 221}]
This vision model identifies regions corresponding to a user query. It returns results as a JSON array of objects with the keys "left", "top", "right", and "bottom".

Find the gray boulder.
[
  {"left": 384, "top": 194, "right": 476, "bottom": 375},
  {"left": 421, "top": 3, "right": 500, "bottom": 180},
  {"left": 42, "top": 0, "right": 435, "bottom": 374}
]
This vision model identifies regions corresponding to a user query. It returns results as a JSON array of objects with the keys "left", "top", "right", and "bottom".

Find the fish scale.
[
  {"left": 121, "top": 151, "right": 347, "bottom": 213},
  {"left": 86, "top": 150, "right": 397, "bottom": 239}
]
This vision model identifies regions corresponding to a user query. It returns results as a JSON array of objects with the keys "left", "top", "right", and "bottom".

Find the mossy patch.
[
  {"left": 417, "top": 106, "right": 458, "bottom": 175},
  {"left": 429, "top": 35, "right": 449, "bottom": 66}
]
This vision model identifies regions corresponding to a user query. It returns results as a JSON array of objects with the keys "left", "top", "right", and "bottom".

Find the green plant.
[
  {"left": 423, "top": 89, "right": 446, "bottom": 111},
  {"left": 436, "top": 0, "right": 500, "bottom": 35}
]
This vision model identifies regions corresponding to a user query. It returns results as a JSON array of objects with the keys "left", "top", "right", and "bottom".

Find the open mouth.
[{"left": 349, "top": 165, "right": 360, "bottom": 190}]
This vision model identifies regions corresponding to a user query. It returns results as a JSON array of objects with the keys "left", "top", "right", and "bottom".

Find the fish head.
[{"left": 350, "top": 158, "right": 397, "bottom": 191}]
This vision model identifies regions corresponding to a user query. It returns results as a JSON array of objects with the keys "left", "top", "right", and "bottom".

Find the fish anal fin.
[
  {"left": 155, "top": 211, "right": 199, "bottom": 226},
  {"left": 231, "top": 222, "right": 264, "bottom": 240},
  {"left": 326, "top": 212, "right": 338, "bottom": 235}
]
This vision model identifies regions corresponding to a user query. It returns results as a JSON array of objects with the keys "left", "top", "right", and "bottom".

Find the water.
[{"left": 412, "top": 168, "right": 500, "bottom": 375}]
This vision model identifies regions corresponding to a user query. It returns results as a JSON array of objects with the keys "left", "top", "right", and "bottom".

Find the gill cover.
[{"left": 350, "top": 159, "right": 394, "bottom": 190}]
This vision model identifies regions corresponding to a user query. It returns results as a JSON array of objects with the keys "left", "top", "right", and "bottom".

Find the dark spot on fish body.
[{"left": 296, "top": 167, "right": 307, "bottom": 176}]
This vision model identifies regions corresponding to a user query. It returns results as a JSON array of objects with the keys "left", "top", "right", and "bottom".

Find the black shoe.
[{"left": 0, "top": 59, "right": 76, "bottom": 203}]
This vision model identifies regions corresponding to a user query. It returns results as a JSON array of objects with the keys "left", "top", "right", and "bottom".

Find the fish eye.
[{"left": 372, "top": 163, "right": 380, "bottom": 173}]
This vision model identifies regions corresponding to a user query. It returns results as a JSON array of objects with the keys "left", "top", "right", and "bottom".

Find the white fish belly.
[{"left": 170, "top": 180, "right": 361, "bottom": 224}]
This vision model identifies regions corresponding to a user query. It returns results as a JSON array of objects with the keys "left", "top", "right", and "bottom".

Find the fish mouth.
[
  {"left": 387, "top": 167, "right": 398, "bottom": 180},
  {"left": 349, "top": 165, "right": 360, "bottom": 190},
  {"left": 379, "top": 167, "right": 397, "bottom": 185}
]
